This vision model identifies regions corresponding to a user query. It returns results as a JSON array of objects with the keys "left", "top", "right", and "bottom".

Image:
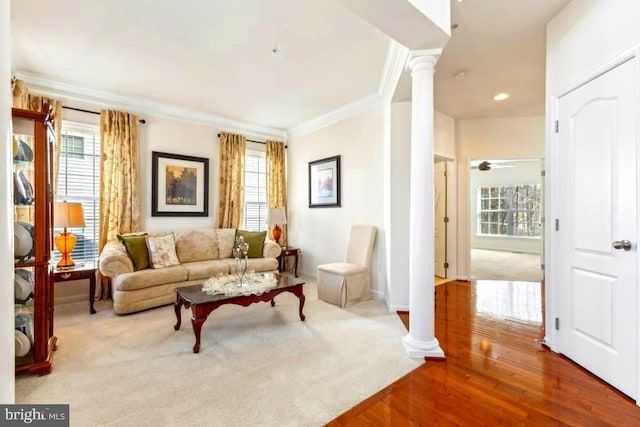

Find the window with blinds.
[
  {"left": 477, "top": 184, "right": 542, "bottom": 238},
  {"left": 54, "top": 123, "right": 101, "bottom": 264},
  {"left": 243, "top": 149, "right": 267, "bottom": 231}
]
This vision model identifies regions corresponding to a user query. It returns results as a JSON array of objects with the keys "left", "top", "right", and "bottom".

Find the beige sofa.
[{"left": 99, "top": 228, "right": 281, "bottom": 314}]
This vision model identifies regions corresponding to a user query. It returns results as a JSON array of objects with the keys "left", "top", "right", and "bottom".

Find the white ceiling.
[
  {"left": 11, "top": 0, "right": 389, "bottom": 132},
  {"left": 437, "top": 0, "right": 571, "bottom": 119},
  {"left": 395, "top": 0, "right": 571, "bottom": 119},
  {"left": 12, "top": 0, "right": 571, "bottom": 133}
]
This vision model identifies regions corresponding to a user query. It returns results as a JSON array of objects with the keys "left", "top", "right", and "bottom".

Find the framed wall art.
[
  {"left": 152, "top": 151, "right": 209, "bottom": 216},
  {"left": 308, "top": 155, "right": 341, "bottom": 208}
]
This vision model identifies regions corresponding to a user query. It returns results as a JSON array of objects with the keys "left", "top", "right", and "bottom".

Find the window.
[
  {"left": 477, "top": 184, "right": 542, "bottom": 237},
  {"left": 60, "top": 134, "right": 84, "bottom": 159},
  {"left": 243, "top": 148, "right": 267, "bottom": 231},
  {"left": 54, "top": 123, "right": 100, "bottom": 264}
]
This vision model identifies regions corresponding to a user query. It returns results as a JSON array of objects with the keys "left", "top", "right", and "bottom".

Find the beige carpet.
[
  {"left": 15, "top": 278, "right": 420, "bottom": 426},
  {"left": 471, "top": 249, "right": 543, "bottom": 282}
]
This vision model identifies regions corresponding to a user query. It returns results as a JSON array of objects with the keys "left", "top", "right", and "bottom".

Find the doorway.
[
  {"left": 468, "top": 158, "right": 544, "bottom": 282},
  {"left": 434, "top": 157, "right": 448, "bottom": 280},
  {"left": 555, "top": 56, "right": 637, "bottom": 398},
  {"left": 434, "top": 156, "right": 456, "bottom": 285}
]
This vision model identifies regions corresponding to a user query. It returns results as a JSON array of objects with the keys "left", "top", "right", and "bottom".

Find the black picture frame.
[
  {"left": 152, "top": 151, "right": 209, "bottom": 217},
  {"left": 308, "top": 155, "right": 341, "bottom": 208}
]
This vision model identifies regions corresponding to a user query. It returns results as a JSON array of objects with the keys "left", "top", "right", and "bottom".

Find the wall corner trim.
[{"left": 379, "top": 40, "right": 410, "bottom": 102}]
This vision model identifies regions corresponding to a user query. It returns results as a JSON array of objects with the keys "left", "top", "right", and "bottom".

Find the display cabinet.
[{"left": 12, "top": 107, "right": 57, "bottom": 375}]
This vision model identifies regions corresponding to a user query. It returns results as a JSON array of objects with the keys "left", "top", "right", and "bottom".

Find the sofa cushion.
[
  {"left": 117, "top": 234, "right": 149, "bottom": 271},
  {"left": 216, "top": 229, "right": 236, "bottom": 258},
  {"left": 235, "top": 230, "right": 267, "bottom": 258},
  {"left": 114, "top": 265, "right": 188, "bottom": 291},
  {"left": 146, "top": 233, "right": 180, "bottom": 268},
  {"left": 174, "top": 229, "right": 218, "bottom": 263},
  {"left": 222, "top": 257, "right": 278, "bottom": 273},
  {"left": 182, "top": 260, "right": 231, "bottom": 281}
]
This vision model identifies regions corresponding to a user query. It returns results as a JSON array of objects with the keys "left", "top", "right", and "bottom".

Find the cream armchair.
[{"left": 317, "top": 225, "right": 377, "bottom": 307}]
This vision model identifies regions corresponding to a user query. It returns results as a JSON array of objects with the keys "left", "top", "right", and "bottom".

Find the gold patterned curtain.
[
  {"left": 99, "top": 110, "right": 141, "bottom": 296},
  {"left": 11, "top": 78, "right": 63, "bottom": 199},
  {"left": 217, "top": 132, "right": 246, "bottom": 228},
  {"left": 266, "top": 140, "right": 287, "bottom": 246}
]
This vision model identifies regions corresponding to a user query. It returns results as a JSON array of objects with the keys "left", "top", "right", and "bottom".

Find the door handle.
[{"left": 612, "top": 240, "right": 633, "bottom": 251}]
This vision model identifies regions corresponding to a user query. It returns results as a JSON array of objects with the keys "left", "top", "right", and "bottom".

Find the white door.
[
  {"left": 434, "top": 160, "right": 447, "bottom": 278},
  {"left": 557, "top": 57, "right": 637, "bottom": 398}
]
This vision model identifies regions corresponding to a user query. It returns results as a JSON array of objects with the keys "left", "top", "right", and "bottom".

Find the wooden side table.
[
  {"left": 53, "top": 263, "right": 97, "bottom": 314},
  {"left": 278, "top": 246, "right": 300, "bottom": 277}
]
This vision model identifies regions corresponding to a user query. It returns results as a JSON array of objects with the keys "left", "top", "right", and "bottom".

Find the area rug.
[{"left": 15, "top": 279, "right": 420, "bottom": 426}]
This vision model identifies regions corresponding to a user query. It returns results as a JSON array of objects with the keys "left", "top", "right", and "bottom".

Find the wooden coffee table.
[{"left": 174, "top": 273, "right": 306, "bottom": 353}]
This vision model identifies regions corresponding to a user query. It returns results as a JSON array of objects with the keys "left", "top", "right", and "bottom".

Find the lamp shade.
[
  {"left": 266, "top": 207, "right": 287, "bottom": 225},
  {"left": 54, "top": 202, "right": 86, "bottom": 228}
]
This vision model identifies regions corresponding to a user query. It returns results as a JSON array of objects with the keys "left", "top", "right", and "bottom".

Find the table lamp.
[
  {"left": 267, "top": 207, "right": 287, "bottom": 246},
  {"left": 54, "top": 201, "right": 86, "bottom": 268}
]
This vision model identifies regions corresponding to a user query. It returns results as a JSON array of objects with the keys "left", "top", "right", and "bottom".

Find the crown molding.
[
  {"left": 287, "top": 39, "right": 409, "bottom": 139},
  {"left": 15, "top": 71, "right": 287, "bottom": 141},
  {"left": 17, "top": 40, "right": 407, "bottom": 142},
  {"left": 286, "top": 93, "right": 383, "bottom": 138},
  {"left": 379, "top": 40, "right": 410, "bottom": 102}
]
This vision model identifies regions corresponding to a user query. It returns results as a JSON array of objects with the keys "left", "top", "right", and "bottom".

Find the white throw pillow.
[{"left": 146, "top": 234, "right": 180, "bottom": 269}]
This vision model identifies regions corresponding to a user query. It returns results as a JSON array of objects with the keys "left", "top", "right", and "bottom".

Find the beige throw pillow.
[
  {"left": 146, "top": 233, "right": 180, "bottom": 269},
  {"left": 216, "top": 229, "right": 236, "bottom": 258},
  {"left": 174, "top": 229, "right": 218, "bottom": 263}
]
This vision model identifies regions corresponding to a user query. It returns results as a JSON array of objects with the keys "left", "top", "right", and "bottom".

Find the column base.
[{"left": 402, "top": 334, "right": 445, "bottom": 359}]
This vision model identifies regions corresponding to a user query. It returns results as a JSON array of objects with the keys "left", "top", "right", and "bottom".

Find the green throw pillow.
[
  {"left": 117, "top": 234, "right": 150, "bottom": 271},
  {"left": 234, "top": 230, "right": 267, "bottom": 258}
]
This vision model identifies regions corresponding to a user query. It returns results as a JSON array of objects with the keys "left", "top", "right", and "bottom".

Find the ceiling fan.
[{"left": 471, "top": 160, "right": 516, "bottom": 171}]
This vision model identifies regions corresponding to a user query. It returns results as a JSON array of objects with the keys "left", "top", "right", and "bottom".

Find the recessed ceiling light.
[{"left": 494, "top": 93, "right": 510, "bottom": 101}]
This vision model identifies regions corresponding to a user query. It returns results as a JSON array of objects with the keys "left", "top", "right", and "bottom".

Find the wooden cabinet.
[{"left": 13, "top": 107, "right": 57, "bottom": 375}]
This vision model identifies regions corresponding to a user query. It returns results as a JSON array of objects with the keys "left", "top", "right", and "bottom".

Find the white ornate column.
[{"left": 402, "top": 49, "right": 445, "bottom": 359}]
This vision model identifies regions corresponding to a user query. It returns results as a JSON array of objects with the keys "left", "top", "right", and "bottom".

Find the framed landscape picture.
[
  {"left": 152, "top": 151, "right": 209, "bottom": 216},
  {"left": 308, "top": 155, "right": 341, "bottom": 208}
]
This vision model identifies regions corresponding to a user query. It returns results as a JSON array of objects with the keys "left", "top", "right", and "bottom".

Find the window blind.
[
  {"left": 54, "top": 123, "right": 101, "bottom": 263},
  {"left": 243, "top": 149, "right": 267, "bottom": 232}
]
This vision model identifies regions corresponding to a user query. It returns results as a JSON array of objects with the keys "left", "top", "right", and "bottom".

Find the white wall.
[
  {"left": 456, "top": 117, "right": 545, "bottom": 279},
  {"left": 469, "top": 161, "right": 543, "bottom": 254},
  {"left": 546, "top": 0, "right": 640, "bottom": 96},
  {"left": 287, "top": 106, "right": 387, "bottom": 294},
  {"left": 1, "top": 0, "right": 14, "bottom": 404},
  {"left": 140, "top": 116, "right": 220, "bottom": 232},
  {"left": 386, "top": 102, "right": 456, "bottom": 309},
  {"left": 434, "top": 110, "right": 455, "bottom": 159},
  {"left": 387, "top": 102, "right": 411, "bottom": 308}
]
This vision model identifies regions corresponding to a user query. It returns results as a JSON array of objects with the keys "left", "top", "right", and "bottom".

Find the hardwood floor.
[{"left": 327, "top": 280, "right": 640, "bottom": 426}]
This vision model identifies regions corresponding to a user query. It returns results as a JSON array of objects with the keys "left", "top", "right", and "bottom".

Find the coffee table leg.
[
  {"left": 89, "top": 272, "right": 96, "bottom": 314},
  {"left": 288, "top": 285, "right": 306, "bottom": 321},
  {"left": 174, "top": 296, "right": 183, "bottom": 330},
  {"left": 298, "top": 293, "right": 306, "bottom": 321},
  {"left": 191, "top": 315, "right": 204, "bottom": 353}
]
